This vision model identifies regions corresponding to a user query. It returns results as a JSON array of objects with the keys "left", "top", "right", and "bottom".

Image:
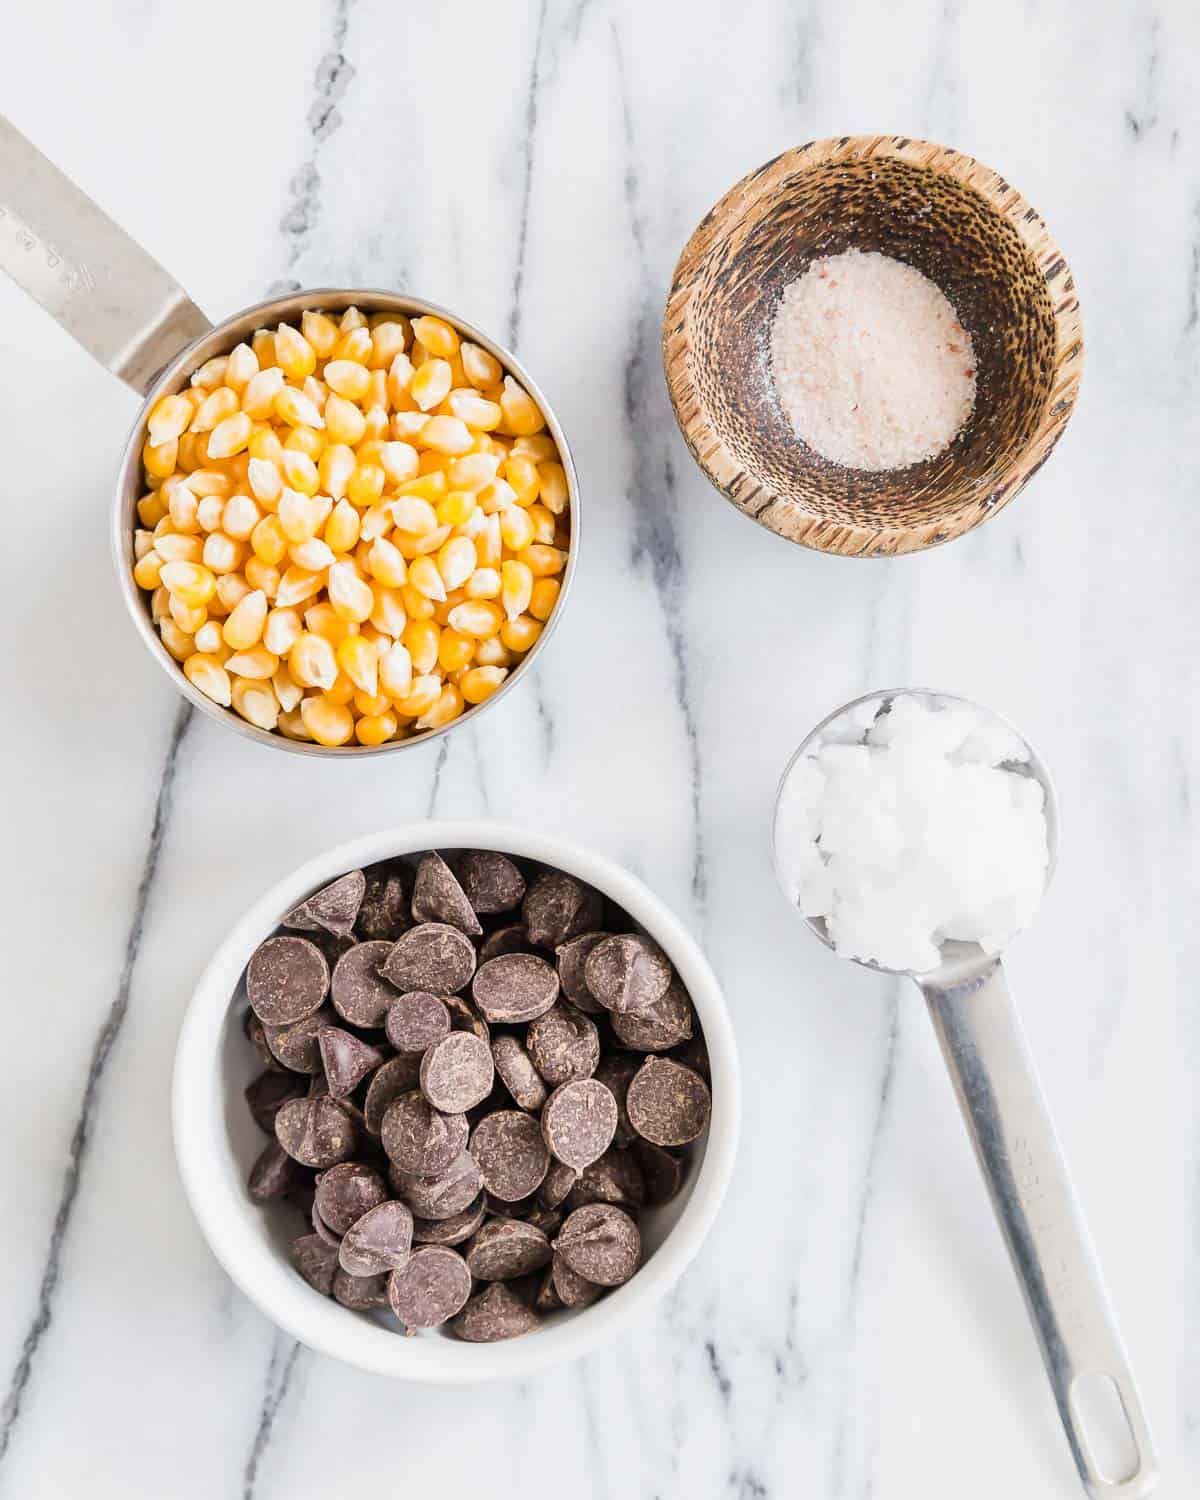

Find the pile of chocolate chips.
[{"left": 241, "top": 850, "right": 712, "bottom": 1341}]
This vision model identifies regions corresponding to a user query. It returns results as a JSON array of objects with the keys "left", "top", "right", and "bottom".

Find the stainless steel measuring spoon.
[
  {"left": 0, "top": 112, "right": 580, "bottom": 755},
  {"left": 772, "top": 689, "right": 1157, "bottom": 1499}
]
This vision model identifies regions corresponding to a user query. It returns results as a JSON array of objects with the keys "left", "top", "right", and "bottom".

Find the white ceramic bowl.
[{"left": 173, "top": 821, "right": 740, "bottom": 1382}]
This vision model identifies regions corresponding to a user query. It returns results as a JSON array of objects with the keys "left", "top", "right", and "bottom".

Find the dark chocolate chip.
[
  {"left": 459, "top": 851, "right": 526, "bottom": 915},
  {"left": 387, "top": 1245, "right": 472, "bottom": 1328},
  {"left": 291, "top": 1233, "right": 339, "bottom": 1296},
  {"left": 274, "top": 1095, "right": 358, "bottom": 1168},
  {"left": 491, "top": 1035, "right": 548, "bottom": 1111},
  {"left": 317, "top": 1026, "right": 384, "bottom": 1097},
  {"left": 453, "top": 1283, "right": 541, "bottom": 1342},
  {"left": 554, "top": 1204, "right": 640, "bottom": 1286},
  {"left": 465, "top": 1218, "right": 552, "bottom": 1280},
  {"left": 356, "top": 869, "right": 411, "bottom": 941},
  {"left": 314, "top": 1162, "right": 389, "bottom": 1236},
  {"left": 389, "top": 1150, "right": 482, "bottom": 1220},
  {"left": 330, "top": 941, "right": 397, "bottom": 1027},
  {"left": 380, "top": 1091, "right": 468, "bottom": 1176},
  {"left": 610, "top": 977, "right": 694, "bottom": 1051},
  {"left": 626, "top": 1057, "right": 711, "bottom": 1146},
  {"left": 248, "top": 1140, "right": 305, "bottom": 1200},
  {"left": 554, "top": 932, "right": 608, "bottom": 1013},
  {"left": 550, "top": 1254, "right": 603, "bottom": 1308},
  {"left": 411, "top": 1195, "right": 487, "bottom": 1247},
  {"left": 566, "top": 1148, "right": 645, "bottom": 1212},
  {"left": 472, "top": 953, "right": 559, "bottom": 1023},
  {"left": 282, "top": 870, "right": 366, "bottom": 939},
  {"left": 385, "top": 991, "right": 451, "bottom": 1054},
  {"left": 244, "top": 1070, "right": 307, "bottom": 1133},
  {"left": 485, "top": 1190, "right": 537, "bottom": 1219},
  {"left": 470, "top": 1111, "right": 551, "bottom": 1202},
  {"left": 380, "top": 922, "right": 477, "bottom": 994},
  {"left": 246, "top": 935, "right": 330, "bottom": 1026},
  {"left": 288, "top": 1181, "right": 317, "bottom": 1221},
  {"left": 362, "top": 1053, "right": 423, "bottom": 1134},
  {"left": 538, "top": 1158, "right": 579, "bottom": 1209},
  {"left": 541, "top": 1080, "right": 617, "bottom": 1170},
  {"left": 338, "top": 1199, "right": 414, "bottom": 1276},
  {"left": 479, "top": 925, "right": 537, "bottom": 962},
  {"left": 339, "top": 1098, "right": 370, "bottom": 1141},
  {"left": 442, "top": 992, "right": 490, "bottom": 1043},
  {"left": 527, "top": 1004, "right": 600, "bottom": 1085},
  {"left": 264, "top": 1005, "right": 336, "bottom": 1073},
  {"left": 244, "top": 1008, "right": 285, "bottom": 1072},
  {"left": 506, "top": 1272, "right": 545, "bottom": 1307},
  {"left": 314, "top": 931, "right": 358, "bottom": 969},
  {"left": 633, "top": 1141, "right": 689, "bottom": 1206},
  {"left": 410, "top": 852, "right": 483, "bottom": 936},
  {"left": 525, "top": 1205, "right": 563, "bottom": 1239},
  {"left": 467, "top": 1085, "right": 510, "bottom": 1130},
  {"left": 522, "top": 871, "right": 604, "bottom": 949},
  {"left": 333, "top": 1268, "right": 389, "bottom": 1310},
  {"left": 420, "top": 1032, "right": 494, "bottom": 1113},
  {"left": 584, "top": 934, "right": 672, "bottom": 1015},
  {"left": 671, "top": 1033, "right": 711, "bottom": 1081},
  {"left": 593, "top": 1052, "right": 641, "bottom": 1147},
  {"left": 311, "top": 1198, "right": 343, "bottom": 1248},
  {"left": 535, "top": 1266, "right": 564, "bottom": 1311}
]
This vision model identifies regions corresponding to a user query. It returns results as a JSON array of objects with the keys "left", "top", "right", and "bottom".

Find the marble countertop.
[{"left": 1, "top": 0, "right": 1195, "bottom": 1495}]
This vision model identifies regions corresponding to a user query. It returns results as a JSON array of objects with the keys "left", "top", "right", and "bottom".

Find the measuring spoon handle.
[
  {"left": 0, "top": 113, "right": 210, "bottom": 392},
  {"left": 920, "top": 959, "right": 1157, "bottom": 1498}
]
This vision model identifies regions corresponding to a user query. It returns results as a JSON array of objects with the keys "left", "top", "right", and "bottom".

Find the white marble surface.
[{"left": 0, "top": 0, "right": 1196, "bottom": 1495}]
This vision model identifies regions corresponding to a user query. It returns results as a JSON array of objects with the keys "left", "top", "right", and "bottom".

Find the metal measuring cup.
[
  {"left": 772, "top": 689, "right": 1156, "bottom": 1499},
  {"left": 0, "top": 113, "right": 579, "bottom": 755}
]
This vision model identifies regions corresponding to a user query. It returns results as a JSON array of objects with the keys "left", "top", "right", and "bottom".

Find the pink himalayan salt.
[{"left": 769, "top": 249, "right": 976, "bottom": 471}]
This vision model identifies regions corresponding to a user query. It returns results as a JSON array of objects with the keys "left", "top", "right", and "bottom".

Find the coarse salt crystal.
[
  {"left": 769, "top": 249, "right": 977, "bottom": 471},
  {"left": 775, "top": 696, "right": 1049, "bottom": 973}
]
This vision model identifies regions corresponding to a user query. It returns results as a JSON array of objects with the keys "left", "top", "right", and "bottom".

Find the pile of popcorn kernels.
[{"left": 131, "top": 307, "right": 569, "bottom": 746}]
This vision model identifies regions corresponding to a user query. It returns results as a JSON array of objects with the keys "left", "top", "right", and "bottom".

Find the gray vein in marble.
[
  {"left": 780, "top": 1, "right": 822, "bottom": 109},
  {"left": 506, "top": 0, "right": 548, "bottom": 353},
  {"left": 612, "top": 20, "right": 707, "bottom": 908},
  {"left": 771, "top": 1282, "right": 807, "bottom": 1389},
  {"left": 528, "top": 671, "right": 557, "bottom": 766},
  {"left": 426, "top": 736, "right": 450, "bottom": 815},
  {"left": 728, "top": 1466, "right": 768, "bottom": 1498},
  {"left": 276, "top": 0, "right": 357, "bottom": 286},
  {"left": 657, "top": 1285, "right": 691, "bottom": 1477},
  {"left": 556, "top": 0, "right": 598, "bottom": 48},
  {"left": 1185, "top": 199, "right": 1200, "bottom": 333},
  {"left": 922, "top": 0, "right": 962, "bottom": 132},
  {"left": 506, "top": 0, "right": 599, "bottom": 352},
  {"left": 242, "top": 1337, "right": 302, "bottom": 1500},
  {"left": 845, "top": 995, "right": 899, "bottom": 1303},
  {"left": 705, "top": 1338, "right": 733, "bottom": 1406},
  {"left": 571, "top": 1351, "right": 612, "bottom": 1500},
  {"left": 829, "top": 991, "right": 899, "bottom": 1500},
  {"left": 1124, "top": 9, "right": 1161, "bottom": 140},
  {"left": 0, "top": 701, "right": 193, "bottom": 1477}
]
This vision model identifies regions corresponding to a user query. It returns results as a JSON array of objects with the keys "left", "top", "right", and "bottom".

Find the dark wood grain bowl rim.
[{"left": 662, "top": 135, "right": 1084, "bottom": 558}]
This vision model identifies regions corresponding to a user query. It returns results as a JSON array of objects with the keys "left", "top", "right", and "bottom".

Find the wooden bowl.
[{"left": 663, "top": 136, "right": 1083, "bottom": 557}]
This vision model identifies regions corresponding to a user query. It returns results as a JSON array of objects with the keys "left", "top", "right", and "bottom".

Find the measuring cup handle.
[
  {"left": 919, "top": 959, "right": 1157, "bottom": 1499},
  {"left": 0, "top": 113, "right": 210, "bottom": 393}
]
